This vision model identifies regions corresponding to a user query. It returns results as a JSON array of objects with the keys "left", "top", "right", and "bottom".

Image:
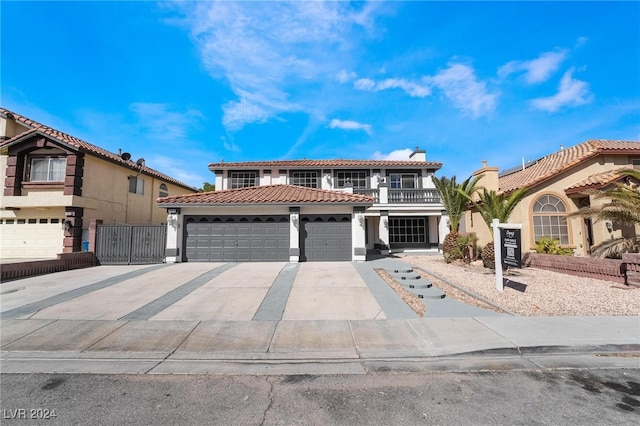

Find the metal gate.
[{"left": 95, "top": 224, "right": 166, "bottom": 264}]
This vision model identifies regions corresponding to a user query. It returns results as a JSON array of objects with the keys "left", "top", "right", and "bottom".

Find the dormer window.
[
  {"left": 290, "top": 171, "right": 319, "bottom": 188},
  {"left": 29, "top": 157, "right": 66, "bottom": 182},
  {"left": 229, "top": 171, "right": 257, "bottom": 189},
  {"left": 335, "top": 171, "right": 367, "bottom": 189}
]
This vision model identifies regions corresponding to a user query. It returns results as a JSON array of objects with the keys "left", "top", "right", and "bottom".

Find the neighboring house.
[
  {"left": 158, "top": 149, "right": 446, "bottom": 262},
  {"left": 461, "top": 140, "right": 640, "bottom": 256},
  {"left": 0, "top": 108, "right": 196, "bottom": 259}
]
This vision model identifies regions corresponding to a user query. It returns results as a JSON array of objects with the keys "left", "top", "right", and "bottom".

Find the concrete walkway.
[{"left": 1, "top": 259, "right": 638, "bottom": 375}]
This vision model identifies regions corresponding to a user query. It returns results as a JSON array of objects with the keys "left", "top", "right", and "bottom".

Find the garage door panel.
[
  {"left": 0, "top": 222, "right": 65, "bottom": 259},
  {"left": 185, "top": 215, "right": 289, "bottom": 262},
  {"left": 301, "top": 215, "right": 351, "bottom": 262}
]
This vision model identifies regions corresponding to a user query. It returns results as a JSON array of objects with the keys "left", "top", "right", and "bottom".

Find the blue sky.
[{"left": 2, "top": 1, "right": 639, "bottom": 188}]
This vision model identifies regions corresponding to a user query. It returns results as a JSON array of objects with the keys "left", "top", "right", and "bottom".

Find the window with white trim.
[
  {"left": 389, "top": 217, "right": 427, "bottom": 244},
  {"left": 532, "top": 194, "right": 569, "bottom": 245},
  {"left": 29, "top": 157, "right": 66, "bottom": 182},
  {"left": 389, "top": 173, "right": 417, "bottom": 189},
  {"left": 335, "top": 171, "right": 367, "bottom": 189},
  {"left": 229, "top": 171, "right": 257, "bottom": 189},
  {"left": 290, "top": 171, "right": 319, "bottom": 188}
]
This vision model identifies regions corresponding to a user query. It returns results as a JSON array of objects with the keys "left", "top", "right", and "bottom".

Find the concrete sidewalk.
[
  {"left": 1, "top": 259, "right": 638, "bottom": 375},
  {"left": 1, "top": 316, "right": 638, "bottom": 375}
]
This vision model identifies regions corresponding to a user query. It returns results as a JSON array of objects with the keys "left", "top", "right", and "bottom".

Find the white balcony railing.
[
  {"left": 389, "top": 189, "right": 441, "bottom": 204},
  {"left": 354, "top": 188, "right": 441, "bottom": 204}
]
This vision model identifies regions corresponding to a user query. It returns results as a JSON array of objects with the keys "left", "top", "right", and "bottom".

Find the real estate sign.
[{"left": 500, "top": 228, "right": 522, "bottom": 268}]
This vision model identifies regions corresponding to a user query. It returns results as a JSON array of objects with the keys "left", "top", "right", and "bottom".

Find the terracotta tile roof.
[
  {"left": 498, "top": 140, "right": 640, "bottom": 193},
  {"left": 0, "top": 107, "right": 197, "bottom": 191},
  {"left": 564, "top": 168, "right": 632, "bottom": 194},
  {"left": 157, "top": 184, "right": 375, "bottom": 205},
  {"left": 209, "top": 159, "right": 442, "bottom": 169}
]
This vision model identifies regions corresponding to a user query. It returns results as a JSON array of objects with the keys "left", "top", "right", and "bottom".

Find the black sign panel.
[{"left": 500, "top": 228, "right": 521, "bottom": 268}]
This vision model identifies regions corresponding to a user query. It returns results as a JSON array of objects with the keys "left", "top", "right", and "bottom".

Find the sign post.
[{"left": 491, "top": 219, "right": 522, "bottom": 292}]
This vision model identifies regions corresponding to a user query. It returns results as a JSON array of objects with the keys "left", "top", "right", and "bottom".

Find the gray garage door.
[
  {"left": 300, "top": 215, "right": 352, "bottom": 261},
  {"left": 184, "top": 215, "right": 290, "bottom": 262}
]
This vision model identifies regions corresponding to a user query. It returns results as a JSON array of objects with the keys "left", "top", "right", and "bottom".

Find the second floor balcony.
[{"left": 354, "top": 188, "right": 441, "bottom": 204}]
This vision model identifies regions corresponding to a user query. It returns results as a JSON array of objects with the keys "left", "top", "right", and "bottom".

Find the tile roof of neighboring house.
[
  {"left": 208, "top": 159, "right": 442, "bottom": 169},
  {"left": 0, "top": 107, "right": 197, "bottom": 191},
  {"left": 498, "top": 140, "right": 640, "bottom": 193},
  {"left": 564, "top": 167, "right": 633, "bottom": 194},
  {"left": 157, "top": 184, "right": 375, "bottom": 205}
]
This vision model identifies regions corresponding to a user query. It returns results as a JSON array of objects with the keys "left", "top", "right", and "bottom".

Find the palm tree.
[
  {"left": 432, "top": 175, "right": 482, "bottom": 261},
  {"left": 572, "top": 169, "right": 640, "bottom": 258},
  {"left": 463, "top": 188, "right": 529, "bottom": 268}
]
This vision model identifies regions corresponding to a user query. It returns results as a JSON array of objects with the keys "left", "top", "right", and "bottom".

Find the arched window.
[
  {"left": 532, "top": 195, "right": 569, "bottom": 245},
  {"left": 159, "top": 183, "right": 169, "bottom": 197}
]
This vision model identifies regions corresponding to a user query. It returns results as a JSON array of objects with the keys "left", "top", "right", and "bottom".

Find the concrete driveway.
[{"left": 1, "top": 262, "right": 389, "bottom": 322}]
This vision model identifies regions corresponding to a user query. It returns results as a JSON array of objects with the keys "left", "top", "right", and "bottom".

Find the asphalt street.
[{"left": 2, "top": 369, "right": 639, "bottom": 425}]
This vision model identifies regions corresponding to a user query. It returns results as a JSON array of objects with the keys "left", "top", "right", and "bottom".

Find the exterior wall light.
[{"left": 605, "top": 221, "right": 613, "bottom": 233}]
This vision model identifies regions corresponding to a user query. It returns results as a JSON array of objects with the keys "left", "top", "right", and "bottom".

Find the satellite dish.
[
  {"left": 121, "top": 152, "right": 131, "bottom": 161},
  {"left": 136, "top": 158, "right": 145, "bottom": 167}
]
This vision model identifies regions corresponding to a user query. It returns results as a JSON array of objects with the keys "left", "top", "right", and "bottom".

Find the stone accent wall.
[
  {"left": 523, "top": 252, "right": 640, "bottom": 286},
  {"left": 1, "top": 252, "right": 96, "bottom": 282}
]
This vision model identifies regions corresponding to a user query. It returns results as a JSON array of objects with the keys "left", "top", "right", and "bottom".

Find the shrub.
[
  {"left": 456, "top": 234, "right": 479, "bottom": 264},
  {"left": 535, "top": 237, "right": 573, "bottom": 256}
]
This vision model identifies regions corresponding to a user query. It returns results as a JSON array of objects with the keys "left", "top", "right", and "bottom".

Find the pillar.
[
  {"left": 379, "top": 210, "right": 390, "bottom": 255},
  {"left": 289, "top": 207, "right": 300, "bottom": 262},
  {"left": 352, "top": 206, "right": 367, "bottom": 261},
  {"left": 165, "top": 208, "right": 182, "bottom": 263}
]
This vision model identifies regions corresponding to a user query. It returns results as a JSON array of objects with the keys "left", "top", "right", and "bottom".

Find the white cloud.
[
  {"left": 372, "top": 148, "right": 413, "bottom": 161},
  {"left": 425, "top": 64, "right": 497, "bottom": 117},
  {"left": 336, "top": 69, "right": 357, "bottom": 83},
  {"left": 354, "top": 77, "right": 431, "bottom": 98},
  {"left": 530, "top": 68, "right": 593, "bottom": 112},
  {"left": 498, "top": 50, "right": 567, "bottom": 84},
  {"left": 221, "top": 136, "right": 240, "bottom": 153},
  {"left": 329, "top": 119, "right": 372, "bottom": 135},
  {"left": 129, "top": 103, "right": 201, "bottom": 142},
  {"left": 148, "top": 155, "right": 208, "bottom": 188},
  {"left": 171, "top": 1, "right": 380, "bottom": 132}
]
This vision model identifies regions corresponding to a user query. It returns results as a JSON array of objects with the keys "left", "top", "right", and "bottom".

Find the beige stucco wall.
[
  {"left": 80, "top": 155, "right": 194, "bottom": 226},
  {"left": 0, "top": 116, "right": 30, "bottom": 140},
  {"left": 1, "top": 153, "right": 193, "bottom": 226},
  {"left": 462, "top": 154, "right": 638, "bottom": 256}
]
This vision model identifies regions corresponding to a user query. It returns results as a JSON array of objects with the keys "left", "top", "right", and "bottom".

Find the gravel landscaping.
[{"left": 397, "top": 254, "right": 640, "bottom": 316}]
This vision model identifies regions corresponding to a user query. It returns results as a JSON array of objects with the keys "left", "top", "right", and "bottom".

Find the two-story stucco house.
[
  {"left": 158, "top": 148, "right": 447, "bottom": 262},
  {"left": 462, "top": 140, "right": 640, "bottom": 256},
  {"left": 0, "top": 108, "right": 196, "bottom": 259}
]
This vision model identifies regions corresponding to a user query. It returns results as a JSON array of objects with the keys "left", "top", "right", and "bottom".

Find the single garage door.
[
  {"left": 0, "top": 218, "right": 64, "bottom": 259},
  {"left": 184, "top": 215, "right": 290, "bottom": 262},
  {"left": 300, "top": 215, "right": 352, "bottom": 261}
]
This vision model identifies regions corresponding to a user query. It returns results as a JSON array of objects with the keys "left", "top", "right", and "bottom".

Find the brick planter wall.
[
  {"left": 1, "top": 252, "right": 97, "bottom": 282},
  {"left": 622, "top": 253, "right": 640, "bottom": 287},
  {"left": 522, "top": 252, "right": 640, "bottom": 285}
]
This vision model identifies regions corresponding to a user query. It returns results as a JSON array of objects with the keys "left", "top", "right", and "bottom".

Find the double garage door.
[{"left": 184, "top": 214, "right": 352, "bottom": 262}]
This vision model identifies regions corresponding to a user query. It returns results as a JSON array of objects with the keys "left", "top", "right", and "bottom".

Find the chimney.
[
  {"left": 472, "top": 159, "right": 499, "bottom": 192},
  {"left": 409, "top": 146, "right": 426, "bottom": 162}
]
